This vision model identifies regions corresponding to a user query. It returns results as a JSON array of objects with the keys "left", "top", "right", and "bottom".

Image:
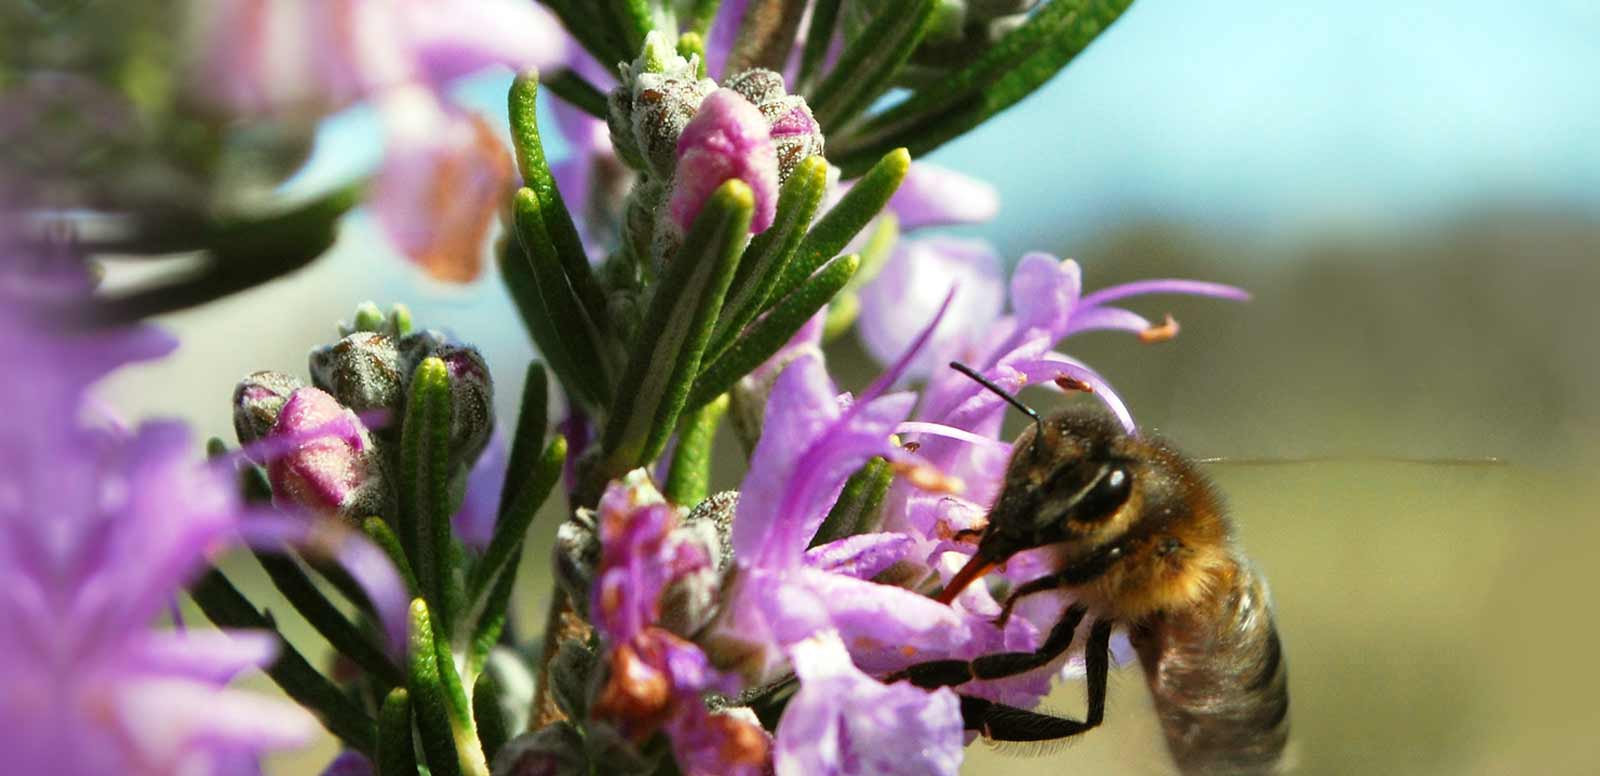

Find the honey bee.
[{"left": 894, "top": 362, "right": 1289, "bottom": 775}]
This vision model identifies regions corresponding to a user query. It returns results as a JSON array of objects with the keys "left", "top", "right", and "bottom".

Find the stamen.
[
  {"left": 892, "top": 461, "right": 965, "bottom": 495},
  {"left": 1054, "top": 374, "right": 1094, "bottom": 393},
  {"left": 1138, "top": 313, "right": 1180, "bottom": 343}
]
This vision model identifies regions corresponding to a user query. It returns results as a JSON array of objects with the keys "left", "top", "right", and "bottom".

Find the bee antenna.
[{"left": 948, "top": 361, "right": 1046, "bottom": 443}]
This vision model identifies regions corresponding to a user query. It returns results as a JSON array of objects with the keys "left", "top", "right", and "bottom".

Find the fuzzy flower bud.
[
  {"left": 723, "top": 69, "right": 824, "bottom": 182},
  {"left": 265, "top": 387, "right": 388, "bottom": 520},
  {"left": 399, "top": 330, "right": 495, "bottom": 469},
  {"left": 308, "top": 331, "right": 403, "bottom": 416},
  {"left": 608, "top": 31, "right": 717, "bottom": 177},
  {"left": 668, "top": 89, "right": 779, "bottom": 235},
  {"left": 232, "top": 370, "right": 306, "bottom": 449}
]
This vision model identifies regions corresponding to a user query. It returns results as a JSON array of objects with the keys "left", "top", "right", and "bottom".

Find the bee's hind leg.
[{"left": 959, "top": 620, "right": 1113, "bottom": 742}]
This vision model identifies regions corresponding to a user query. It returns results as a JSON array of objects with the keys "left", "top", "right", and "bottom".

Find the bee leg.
[
  {"left": 890, "top": 605, "right": 1088, "bottom": 690},
  {"left": 961, "top": 619, "right": 1115, "bottom": 742},
  {"left": 994, "top": 573, "right": 1070, "bottom": 628}
]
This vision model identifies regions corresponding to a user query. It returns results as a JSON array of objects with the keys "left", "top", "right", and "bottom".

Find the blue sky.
[{"left": 298, "top": 0, "right": 1600, "bottom": 256}]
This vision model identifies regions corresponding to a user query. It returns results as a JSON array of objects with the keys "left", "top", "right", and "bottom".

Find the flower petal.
[
  {"left": 857, "top": 238, "right": 1004, "bottom": 377},
  {"left": 886, "top": 163, "right": 1000, "bottom": 230},
  {"left": 803, "top": 533, "right": 916, "bottom": 579},
  {"left": 775, "top": 631, "right": 964, "bottom": 776}
]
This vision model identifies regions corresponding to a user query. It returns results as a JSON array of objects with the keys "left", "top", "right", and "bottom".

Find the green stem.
[{"left": 665, "top": 395, "right": 728, "bottom": 507}]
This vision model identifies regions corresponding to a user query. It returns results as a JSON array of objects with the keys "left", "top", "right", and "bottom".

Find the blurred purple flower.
[
  {"left": 190, "top": 0, "right": 566, "bottom": 118},
  {"left": 452, "top": 429, "right": 507, "bottom": 551},
  {"left": 0, "top": 304, "right": 316, "bottom": 774},
  {"left": 857, "top": 237, "right": 1005, "bottom": 379},
  {"left": 587, "top": 475, "right": 769, "bottom": 776},
  {"left": 371, "top": 94, "right": 514, "bottom": 282},
  {"left": 190, "top": 0, "right": 565, "bottom": 282},
  {"left": 670, "top": 89, "right": 780, "bottom": 235}
]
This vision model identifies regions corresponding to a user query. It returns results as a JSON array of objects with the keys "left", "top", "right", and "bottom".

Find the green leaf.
[
  {"left": 810, "top": 457, "right": 893, "bottom": 546},
  {"left": 377, "top": 688, "right": 417, "bottom": 776},
  {"left": 543, "top": 69, "right": 609, "bottom": 120},
  {"left": 665, "top": 394, "right": 728, "bottom": 507},
  {"left": 400, "top": 357, "right": 460, "bottom": 633},
  {"left": 796, "top": 0, "right": 844, "bottom": 92},
  {"left": 831, "top": 0, "right": 1136, "bottom": 176},
  {"left": 85, "top": 183, "right": 363, "bottom": 325},
  {"left": 600, "top": 181, "right": 753, "bottom": 475},
  {"left": 510, "top": 188, "right": 614, "bottom": 409},
  {"left": 408, "top": 600, "right": 464, "bottom": 776},
  {"left": 497, "top": 361, "right": 550, "bottom": 521},
  {"left": 508, "top": 74, "right": 611, "bottom": 334},
  {"left": 678, "top": 31, "right": 708, "bottom": 78},
  {"left": 765, "top": 148, "right": 907, "bottom": 307},
  {"left": 686, "top": 0, "right": 723, "bottom": 37},
  {"left": 806, "top": 0, "right": 937, "bottom": 132},
  {"left": 708, "top": 155, "right": 829, "bottom": 361},
  {"left": 191, "top": 569, "right": 376, "bottom": 754},
  {"left": 472, "top": 671, "right": 511, "bottom": 764},
  {"left": 465, "top": 436, "right": 567, "bottom": 629},
  {"left": 252, "top": 549, "right": 405, "bottom": 689},
  {"left": 686, "top": 253, "right": 859, "bottom": 411},
  {"left": 601, "top": 0, "right": 655, "bottom": 58},
  {"left": 362, "top": 517, "right": 420, "bottom": 597},
  {"left": 498, "top": 239, "right": 597, "bottom": 412},
  {"left": 536, "top": 1, "right": 631, "bottom": 80}
]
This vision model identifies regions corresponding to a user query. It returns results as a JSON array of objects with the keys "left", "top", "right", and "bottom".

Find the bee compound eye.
[{"left": 1072, "top": 464, "right": 1133, "bottom": 523}]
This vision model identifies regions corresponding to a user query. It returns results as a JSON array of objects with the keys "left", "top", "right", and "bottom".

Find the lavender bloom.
[
  {"left": 669, "top": 89, "right": 780, "bottom": 235},
  {"left": 857, "top": 237, "right": 1005, "bottom": 379},
  {"left": 0, "top": 308, "right": 316, "bottom": 774},
  {"left": 587, "top": 474, "right": 768, "bottom": 776}
]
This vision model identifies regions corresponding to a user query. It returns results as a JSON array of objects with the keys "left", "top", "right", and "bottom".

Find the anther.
[
  {"left": 892, "top": 461, "right": 965, "bottom": 495},
  {"left": 1138, "top": 313, "right": 1181, "bottom": 343}
]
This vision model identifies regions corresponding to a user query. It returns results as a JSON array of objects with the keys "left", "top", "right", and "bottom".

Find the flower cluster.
[{"left": 1, "top": 2, "right": 1260, "bottom": 775}]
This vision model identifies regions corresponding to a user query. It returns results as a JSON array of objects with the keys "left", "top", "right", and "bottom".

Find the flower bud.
[
  {"left": 265, "top": 387, "right": 389, "bottom": 520},
  {"left": 398, "top": 331, "right": 495, "bottom": 469},
  {"left": 308, "top": 331, "right": 403, "bottom": 415},
  {"left": 667, "top": 89, "right": 779, "bottom": 235},
  {"left": 492, "top": 722, "right": 589, "bottom": 776},
  {"left": 609, "top": 31, "right": 718, "bottom": 178},
  {"left": 724, "top": 68, "right": 824, "bottom": 181},
  {"left": 232, "top": 370, "right": 306, "bottom": 449}
]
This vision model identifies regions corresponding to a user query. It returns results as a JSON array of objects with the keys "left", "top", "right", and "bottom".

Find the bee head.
[{"left": 976, "top": 411, "right": 1144, "bottom": 563}]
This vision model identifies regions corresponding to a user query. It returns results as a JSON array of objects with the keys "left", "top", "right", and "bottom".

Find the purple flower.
[
  {"left": 0, "top": 305, "right": 316, "bottom": 774},
  {"left": 190, "top": 0, "right": 567, "bottom": 118},
  {"left": 452, "top": 430, "right": 507, "bottom": 551},
  {"left": 857, "top": 237, "right": 1005, "bottom": 379},
  {"left": 775, "top": 632, "right": 963, "bottom": 776},
  {"left": 669, "top": 89, "right": 780, "bottom": 234},
  {"left": 587, "top": 475, "right": 769, "bottom": 776},
  {"left": 370, "top": 95, "right": 515, "bottom": 283},
  {"left": 190, "top": 0, "right": 564, "bottom": 282}
]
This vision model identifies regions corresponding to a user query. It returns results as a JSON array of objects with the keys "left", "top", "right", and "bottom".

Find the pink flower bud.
[
  {"left": 669, "top": 90, "right": 779, "bottom": 235},
  {"left": 265, "top": 387, "right": 386, "bottom": 520}
]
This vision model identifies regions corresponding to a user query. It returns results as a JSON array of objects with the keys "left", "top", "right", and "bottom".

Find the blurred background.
[{"left": 90, "top": 0, "right": 1599, "bottom": 773}]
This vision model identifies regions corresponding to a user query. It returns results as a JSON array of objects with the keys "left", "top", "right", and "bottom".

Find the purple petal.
[
  {"left": 320, "top": 751, "right": 375, "bottom": 776},
  {"left": 733, "top": 353, "right": 842, "bottom": 562},
  {"left": 401, "top": 0, "right": 568, "bottom": 88},
  {"left": 117, "top": 679, "right": 319, "bottom": 762},
  {"left": 796, "top": 569, "right": 969, "bottom": 670},
  {"left": 856, "top": 238, "right": 1004, "bottom": 377},
  {"left": 372, "top": 95, "right": 513, "bottom": 282},
  {"left": 775, "top": 632, "right": 964, "bottom": 776},
  {"left": 1077, "top": 278, "right": 1251, "bottom": 309},
  {"left": 1010, "top": 354, "right": 1136, "bottom": 434},
  {"left": 803, "top": 533, "right": 915, "bottom": 579},
  {"left": 859, "top": 287, "right": 956, "bottom": 404},
  {"left": 131, "top": 630, "right": 279, "bottom": 684},
  {"left": 1009, "top": 253, "right": 1081, "bottom": 339},
  {"left": 704, "top": 0, "right": 750, "bottom": 78},
  {"left": 886, "top": 163, "right": 1000, "bottom": 230},
  {"left": 1062, "top": 304, "right": 1154, "bottom": 337},
  {"left": 452, "top": 429, "right": 507, "bottom": 551}
]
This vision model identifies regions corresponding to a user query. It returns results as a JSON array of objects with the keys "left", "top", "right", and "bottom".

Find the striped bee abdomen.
[{"left": 1129, "top": 557, "right": 1290, "bottom": 775}]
